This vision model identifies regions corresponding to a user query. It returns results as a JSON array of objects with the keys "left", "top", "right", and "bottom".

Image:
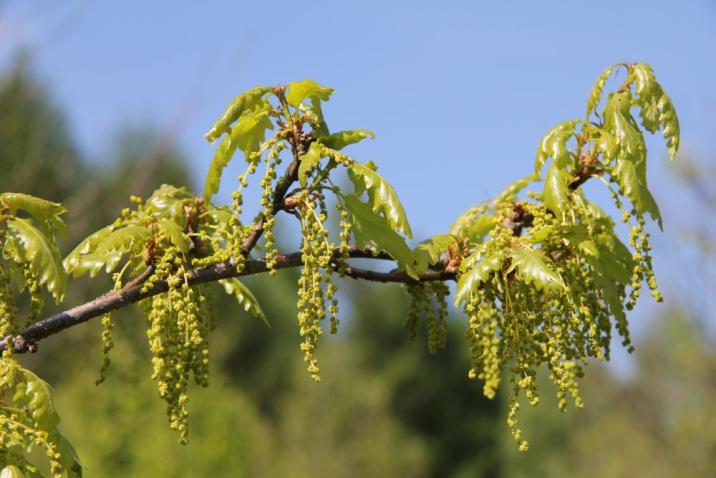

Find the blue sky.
[{"left": 1, "top": 1, "right": 715, "bottom": 341}]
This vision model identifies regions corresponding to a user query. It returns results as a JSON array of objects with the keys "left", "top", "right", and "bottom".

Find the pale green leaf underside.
[{"left": 219, "top": 278, "right": 269, "bottom": 325}]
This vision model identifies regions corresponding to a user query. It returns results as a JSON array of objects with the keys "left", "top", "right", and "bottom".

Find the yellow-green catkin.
[
  {"left": 403, "top": 282, "right": 449, "bottom": 353},
  {"left": 296, "top": 193, "right": 334, "bottom": 381},
  {"left": 140, "top": 229, "right": 215, "bottom": 444},
  {"left": 0, "top": 264, "right": 17, "bottom": 338},
  {"left": 260, "top": 142, "right": 284, "bottom": 276}
]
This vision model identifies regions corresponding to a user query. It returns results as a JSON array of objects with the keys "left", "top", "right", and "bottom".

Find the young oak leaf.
[
  {"left": 204, "top": 86, "right": 271, "bottom": 143},
  {"left": 508, "top": 247, "right": 565, "bottom": 292},
  {"left": 5, "top": 218, "right": 67, "bottom": 302},
  {"left": 454, "top": 250, "right": 505, "bottom": 306},
  {"left": 349, "top": 162, "right": 413, "bottom": 238},
  {"left": 219, "top": 278, "right": 269, "bottom": 326}
]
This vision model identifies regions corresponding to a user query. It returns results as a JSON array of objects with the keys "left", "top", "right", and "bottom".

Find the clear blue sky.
[{"left": 1, "top": 1, "right": 715, "bottom": 341}]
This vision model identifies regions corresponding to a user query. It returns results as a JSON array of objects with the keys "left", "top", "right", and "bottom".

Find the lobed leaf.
[
  {"left": 204, "top": 86, "right": 271, "bottom": 143},
  {"left": 65, "top": 224, "right": 150, "bottom": 277},
  {"left": 5, "top": 218, "right": 66, "bottom": 302},
  {"left": 203, "top": 106, "right": 274, "bottom": 201},
  {"left": 12, "top": 367, "right": 60, "bottom": 431},
  {"left": 219, "top": 278, "right": 268, "bottom": 325},
  {"left": 320, "top": 129, "right": 375, "bottom": 150},
  {"left": 454, "top": 250, "right": 505, "bottom": 306},
  {"left": 349, "top": 162, "right": 413, "bottom": 238},
  {"left": 414, "top": 234, "right": 458, "bottom": 265},
  {"left": 613, "top": 158, "right": 662, "bottom": 228},
  {"left": 344, "top": 195, "right": 419, "bottom": 278},
  {"left": 63, "top": 225, "right": 114, "bottom": 275},
  {"left": 0, "top": 193, "right": 66, "bottom": 233},
  {"left": 535, "top": 120, "right": 579, "bottom": 175},
  {"left": 495, "top": 174, "right": 539, "bottom": 203},
  {"left": 286, "top": 79, "right": 333, "bottom": 107},
  {"left": 586, "top": 65, "right": 616, "bottom": 119},
  {"left": 159, "top": 219, "right": 189, "bottom": 255},
  {"left": 543, "top": 163, "right": 571, "bottom": 220},
  {"left": 298, "top": 142, "right": 326, "bottom": 187},
  {"left": 629, "top": 63, "right": 680, "bottom": 160},
  {"left": 508, "top": 247, "right": 565, "bottom": 292}
]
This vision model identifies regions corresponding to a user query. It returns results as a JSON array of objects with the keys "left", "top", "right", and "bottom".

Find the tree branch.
[
  {"left": 1, "top": 158, "right": 599, "bottom": 354},
  {"left": 0, "top": 247, "right": 451, "bottom": 353}
]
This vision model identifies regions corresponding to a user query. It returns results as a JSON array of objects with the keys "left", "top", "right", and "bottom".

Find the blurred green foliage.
[{"left": 1, "top": 55, "right": 714, "bottom": 477}]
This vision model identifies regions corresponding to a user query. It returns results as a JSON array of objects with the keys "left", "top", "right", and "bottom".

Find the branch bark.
[{"left": 1, "top": 247, "right": 454, "bottom": 353}]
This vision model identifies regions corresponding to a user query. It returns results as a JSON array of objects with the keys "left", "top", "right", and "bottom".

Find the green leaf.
[
  {"left": 348, "top": 162, "right": 413, "bottom": 238},
  {"left": 219, "top": 278, "right": 268, "bottom": 326},
  {"left": 508, "top": 247, "right": 565, "bottom": 292},
  {"left": 204, "top": 86, "right": 271, "bottom": 143},
  {"left": 12, "top": 366, "right": 60, "bottom": 431},
  {"left": 63, "top": 225, "right": 114, "bottom": 276},
  {"left": 203, "top": 107, "right": 274, "bottom": 201},
  {"left": 298, "top": 142, "right": 326, "bottom": 187},
  {"left": 454, "top": 250, "right": 505, "bottom": 306},
  {"left": 629, "top": 63, "right": 680, "bottom": 160},
  {"left": 286, "top": 79, "right": 333, "bottom": 107},
  {"left": 344, "top": 195, "right": 419, "bottom": 278},
  {"left": 53, "top": 431, "right": 83, "bottom": 478},
  {"left": 0, "top": 465, "right": 26, "bottom": 478},
  {"left": 586, "top": 65, "right": 616, "bottom": 119},
  {"left": 145, "top": 184, "right": 192, "bottom": 223},
  {"left": 299, "top": 98, "right": 330, "bottom": 137},
  {"left": 159, "top": 219, "right": 189, "bottom": 255},
  {"left": 320, "top": 130, "right": 375, "bottom": 150},
  {"left": 613, "top": 158, "right": 662, "bottom": 228},
  {"left": 414, "top": 234, "right": 458, "bottom": 265},
  {"left": 65, "top": 224, "right": 150, "bottom": 277},
  {"left": 604, "top": 90, "right": 646, "bottom": 165},
  {"left": 543, "top": 163, "right": 571, "bottom": 220},
  {"left": 535, "top": 120, "right": 579, "bottom": 174},
  {"left": 496, "top": 174, "right": 539, "bottom": 203},
  {"left": 0, "top": 193, "right": 66, "bottom": 233},
  {"left": 657, "top": 90, "right": 680, "bottom": 161},
  {"left": 5, "top": 218, "right": 66, "bottom": 302}
]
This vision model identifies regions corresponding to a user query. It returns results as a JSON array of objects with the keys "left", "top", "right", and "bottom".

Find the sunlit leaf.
[
  {"left": 349, "top": 162, "right": 413, "bottom": 238},
  {"left": 5, "top": 218, "right": 66, "bottom": 302},
  {"left": 344, "top": 195, "right": 419, "bottom": 278},
  {"left": 454, "top": 250, "right": 505, "bottom": 306},
  {"left": 204, "top": 86, "right": 271, "bottom": 143},
  {"left": 321, "top": 129, "right": 375, "bottom": 150},
  {"left": 159, "top": 219, "right": 189, "bottom": 255},
  {"left": 0, "top": 193, "right": 66, "bottom": 233},
  {"left": 508, "top": 247, "right": 565, "bottom": 291},
  {"left": 286, "top": 79, "right": 333, "bottom": 107},
  {"left": 203, "top": 106, "right": 274, "bottom": 201},
  {"left": 586, "top": 64, "right": 616, "bottom": 119},
  {"left": 535, "top": 120, "right": 579, "bottom": 174},
  {"left": 298, "top": 142, "right": 326, "bottom": 187},
  {"left": 543, "top": 163, "right": 570, "bottom": 220},
  {"left": 496, "top": 174, "right": 539, "bottom": 203},
  {"left": 414, "top": 234, "right": 458, "bottom": 264}
]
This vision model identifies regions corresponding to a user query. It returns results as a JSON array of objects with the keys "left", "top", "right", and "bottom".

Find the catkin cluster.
[
  {"left": 404, "top": 282, "right": 449, "bottom": 353},
  {"left": 296, "top": 193, "right": 340, "bottom": 381},
  {"left": 139, "top": 233, "right": 215, "bottom": 443},
  {"left": 459, "top": 195, "right": 661, "bottom": 451}
]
